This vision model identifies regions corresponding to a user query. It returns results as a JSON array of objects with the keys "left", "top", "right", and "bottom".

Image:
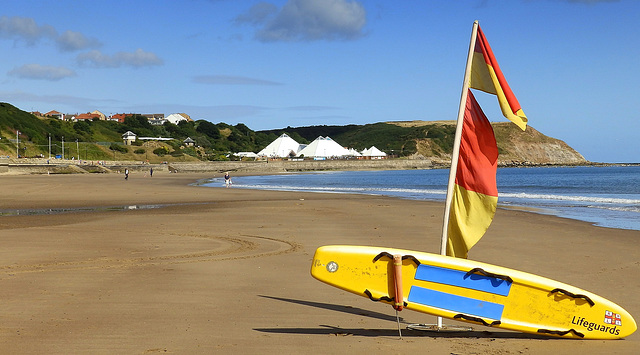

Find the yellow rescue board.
[{"left": 311, "top": 245, "right": 636, "bottom": 339}]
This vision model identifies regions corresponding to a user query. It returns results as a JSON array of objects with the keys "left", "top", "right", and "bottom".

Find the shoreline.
[
  {"left": 203, "top": 168, "right": 640, "bottom": 233},
  {"left": 0, "top": 172, "right": 638, "bottom": 353}
]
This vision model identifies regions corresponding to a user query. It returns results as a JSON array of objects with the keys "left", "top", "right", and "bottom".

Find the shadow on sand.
[{"left": 254, "top": 295, "right": 555, "bottom": 339}]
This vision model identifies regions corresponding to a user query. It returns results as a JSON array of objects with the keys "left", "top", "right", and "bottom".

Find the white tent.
[
  {"left": 297, "top": 136, "right": 350, "bottom": 158},
  {"left": 257, "top": 133, "right": 301, "bottom": 158},
  {"left": 235, "top": 152, "right": 259, "bottom": 159},
  {"left": 346, "top": 148, "right": 362, "bottom": 157},
  {"left": 361, "top": 146, "right": 387, "bottom": 158}
]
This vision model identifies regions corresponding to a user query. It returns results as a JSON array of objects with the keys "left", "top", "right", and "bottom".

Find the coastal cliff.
[{"left": 392, "top": 121, "right": 586, "bottom": 166}]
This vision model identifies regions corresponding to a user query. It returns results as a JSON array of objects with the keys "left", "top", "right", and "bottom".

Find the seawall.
[
  {"left": 0, "top": 157, "right": 602, "bottom": 176},
  {"left": 0, "top": 158, "right": 438, "bottom": 175}
]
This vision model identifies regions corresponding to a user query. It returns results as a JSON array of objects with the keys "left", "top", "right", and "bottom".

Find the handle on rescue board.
[{"left": 393, "top": 254, "right": 404, "bottom": 311}]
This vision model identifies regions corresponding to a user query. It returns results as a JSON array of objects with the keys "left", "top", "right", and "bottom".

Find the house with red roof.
[
  {"left": 45, "top": 110, "right": 64, "bottom": 120},
  {"left": 73, "top": 113, "right": 101, "bottom": 121},
  {"left": 110, "top": 113, "right": 129, "bottom": 123}
]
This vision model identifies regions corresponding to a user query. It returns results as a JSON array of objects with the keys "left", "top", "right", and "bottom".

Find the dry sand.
[{"left": 0, "top": 171, "right": 638, "bottom": 354}]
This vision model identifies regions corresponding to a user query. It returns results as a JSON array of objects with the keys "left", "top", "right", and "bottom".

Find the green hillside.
[
  {"left": 0, "top": 103, "right": 270, "bottom": 161},
  {"left": 2, "top": 102, "right": 433, "bottom": 161},
  {"left": 0, "top": 102, "right": 585, "bottom": 164}
]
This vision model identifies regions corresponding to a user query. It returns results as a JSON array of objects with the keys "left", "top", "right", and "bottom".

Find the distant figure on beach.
[
  {"left": 150, "top": 167, "right": 153, "bottom": 177},
  {"left": 125, "top": 168, "right": 129, "bottom": 180},
  {"left": 224, "top": 172, "right": 231, "bottom": 187}
]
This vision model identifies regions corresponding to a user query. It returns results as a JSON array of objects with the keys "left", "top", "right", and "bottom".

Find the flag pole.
[
  {"left": 440, "top": 20, "right": 479, "bottom": 256},
  {"left": 436, "top": 20, "right": 479, "bottom": 329}
]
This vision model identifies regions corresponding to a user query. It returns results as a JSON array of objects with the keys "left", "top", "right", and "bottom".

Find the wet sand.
[{"left": 0, "top": 172, "right": 638, "bottom": 354}]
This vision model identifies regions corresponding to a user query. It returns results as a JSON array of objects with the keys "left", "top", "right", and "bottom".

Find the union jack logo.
[{"left": 604, "top": 310, "right": 622, "bottom": 326}]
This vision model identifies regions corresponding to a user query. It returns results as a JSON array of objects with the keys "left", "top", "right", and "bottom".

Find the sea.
[{"left": 203, "top": 165, "right": 640, "bottom": 231}]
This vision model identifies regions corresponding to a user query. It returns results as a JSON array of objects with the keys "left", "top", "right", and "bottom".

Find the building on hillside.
[
  {"left": 183, "top": 137, "right": 195, "bottom": 147},
  {"left": 45, "top": 110, "right": 64, "bottom": 120},
  {"left": 122, "top": 131, "right": 137, "bottom": 145},
  {"left": 143, "top": 113, "right": 164, "bottom": 120},
  {"left": 235, "top": 152, "right": 259, "bottom": 160},
  {"left": 257, "top": 133, "right": 302, "bottom": 158},
  {"left": 72, "top": 112, "right": 101, "bottom": 121},
  {"left": 91, "top": 110, "right": 107, "bottom": 120},
  {"left": 110, "top": 113, "right": 128, "bottom": 123},
  {"left": 165, "top": 113, "right": 192, "bottom": 125}
]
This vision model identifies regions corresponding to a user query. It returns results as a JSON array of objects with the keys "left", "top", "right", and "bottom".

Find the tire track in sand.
[{"left": 0, "top": 234, "right": 300, "bottom": 275}]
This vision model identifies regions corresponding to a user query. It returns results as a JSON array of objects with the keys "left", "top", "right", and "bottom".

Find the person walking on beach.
[
  {"left": 150, "top": 167, "right": 153, "bottom": 177},
  {"left": 224, "top": 172, "right": 231, "bottom": 187},
  {"left": 125, "top": 168, "right": 129, "bottom": 180}
]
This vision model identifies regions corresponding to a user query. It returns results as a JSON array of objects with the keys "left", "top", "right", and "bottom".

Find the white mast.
[{"left": 436, "top": 20, "right": 479, "bottom": 329}]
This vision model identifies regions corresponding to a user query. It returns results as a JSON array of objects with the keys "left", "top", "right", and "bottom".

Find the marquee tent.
[
  {"left": 361, "top": 146, "right": 387, "bottom": 158},
  {"left": 257, "top": 133, "right": 301, "bottom": 158},
  {"left": 296, "top": 136, "right": 350, "bottom": 158}
]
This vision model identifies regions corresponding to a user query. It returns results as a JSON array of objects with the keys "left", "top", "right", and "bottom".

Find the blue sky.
[{"left": 1, "top": 0, "right": 638, "bottom": 162}]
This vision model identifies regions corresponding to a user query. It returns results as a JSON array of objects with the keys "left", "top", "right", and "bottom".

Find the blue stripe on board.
[
  {"left": 408, "top": 286, "right": 504, "bottom": 320},
  {"left": 414, "top": 264, "right": 511, "bottom": 296}
]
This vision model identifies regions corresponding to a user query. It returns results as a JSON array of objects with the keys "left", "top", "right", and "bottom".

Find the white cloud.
[
  {"left": 0, "top": 16, "right": 102, "bottom": 51},
  {"left": 77, "top": 49, "right": 163, "bottom": 68},
  {"left": 0, "top": 15, "right": 56, "bottom": 45},
  {"left": 8, "top": 64, "right": 76, "bottom": 81},
  {"left": 56, "top": 30, "right": 101, "bottom": 52},
  {"left": 0, "top": 90, "right": 120, "bottom": 109},
  {"left": 285, "top": 105, "right": 337, "bottom": 111},
  {"left": 235, "top": 2, "right": 278, "bottom": 25},
  {"left": 238, "top": 0, "right": 367, "bottom": 42},
  {"left": 193, "top": 75, "right": 282, "bottom": 86}
]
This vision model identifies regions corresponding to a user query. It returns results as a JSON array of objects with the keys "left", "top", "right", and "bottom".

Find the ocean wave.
[
  {"left": 499, "top": 192, "right": 640, "bottom": 205},
  {"left": 237, "top": 183, "right": 640, "bottom": 206},
  {"left": 589, "top": 205, "right": 640, "bottom": 213},
  {"left": 235, "top": 184, "right": 447, "bottom": 196}
]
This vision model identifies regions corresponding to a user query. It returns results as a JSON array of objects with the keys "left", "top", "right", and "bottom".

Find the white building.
[
  {"left": 122, "top": 131, "right": 137, "bottom": 145},
  {"left": 235, "top": 152, "right": 259, "bottom": 159},
  {"left": 165, "top": 113, "right": 192, "bottom": 125}
]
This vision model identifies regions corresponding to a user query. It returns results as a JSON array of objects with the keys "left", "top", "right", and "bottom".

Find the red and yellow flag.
[
  {"left": 470, "top": 26, "right": 528, "bottom": 131},
  {"left": 446, "top": 90, "right": 499, "bottom": 258}
]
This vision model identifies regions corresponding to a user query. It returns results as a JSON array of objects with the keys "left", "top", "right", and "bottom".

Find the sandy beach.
[{"left": 0, "top": 171, "right": 638, "bottom": 354}]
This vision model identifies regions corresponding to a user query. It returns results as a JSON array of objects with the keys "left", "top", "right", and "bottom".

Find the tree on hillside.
[
  {"left": 74, "top": 120, "right": 91, "bottom": 134},
  {"left": 195, "top": 120, "right": 220, "bottom": 139}
]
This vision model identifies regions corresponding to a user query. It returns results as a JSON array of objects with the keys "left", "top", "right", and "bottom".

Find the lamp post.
[
  {"left": 16, "top": 130, "right": 19, "bottom": 158},
  {"left": 62, "top": 136, "right": 64, "bottom": 159},
  {"left": 76, "top": 139, "right": 79, "bottom": 160}
]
